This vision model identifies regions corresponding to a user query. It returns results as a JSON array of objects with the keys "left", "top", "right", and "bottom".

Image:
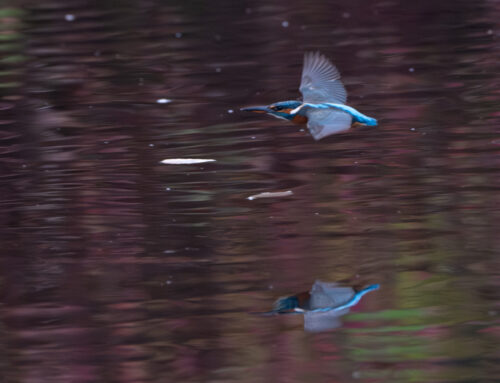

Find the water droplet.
[
  {"left": 65, "top": 14, "right": 75, "bottom": 22},
  {"left": 487, "top": 29, "right": 493, "bottom": 35},
  {"left": 165, "top": 187, "right": 171, "bottom": 191},
  {"left": 149, "top": 143, "right": 155, "bottom": 147},
  {"left": 215, "top": 67, "right": 221, "bottom": 73},
  {"left": 409, "top": 67, "right": 415, "bottom": 72},
  {"left": 174, "top": 32, "right": 182, "bottom": 38},
  {"left": 342, "top": 12, "right": 350, "bottom": 18},
  {"left": 227, "top": 109, "right": 234, "bottom": 114},
  {"left": 281, "top": 20, "right": 289, "bottom": 28}
]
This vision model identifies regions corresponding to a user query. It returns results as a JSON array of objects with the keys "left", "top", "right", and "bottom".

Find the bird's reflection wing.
[
  {"left": 309, "top": 280, "right": 355, "bottom": 309},
  {"left": 304, "top": 311, "right": 345, "bottom": 332},
  {"left": 306, "top": 109, "right": 352, "bottom": 140},
  {"left": 299, "top": 52, "right": 347, "bottom": 104}
]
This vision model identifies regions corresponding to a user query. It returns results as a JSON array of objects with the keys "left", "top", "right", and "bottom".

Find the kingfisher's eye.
[{"left": 272, "top": 105, "right": 283, "bottom": 111}]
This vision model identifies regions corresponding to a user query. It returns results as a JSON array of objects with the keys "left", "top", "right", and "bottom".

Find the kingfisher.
[{"left": 241, "top": 52, "right": 377, "bottom": 140}]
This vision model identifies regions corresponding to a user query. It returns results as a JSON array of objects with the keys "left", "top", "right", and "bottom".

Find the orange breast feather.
[{"left": 292, "top": 114, "right": 308, "bottom": 124}]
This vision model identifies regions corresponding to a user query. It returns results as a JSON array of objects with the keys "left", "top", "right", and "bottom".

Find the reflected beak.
[{"left": 240, "top": 105, "right": 270, "bottom": 114}]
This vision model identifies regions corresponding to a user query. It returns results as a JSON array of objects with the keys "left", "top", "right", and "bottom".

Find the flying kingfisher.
[{"left": 241, "top": 52, "right": 377, "bottom": 140}]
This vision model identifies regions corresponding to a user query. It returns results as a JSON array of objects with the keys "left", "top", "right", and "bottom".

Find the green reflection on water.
[
  {"left": 1, "top": 54, "right": 25, "bottom": 64},
  {"left": 0, "top": 5, "right": 26, "bottom": 91},
  {"left": 349, "top": 308, "right": 424, "bottom": 321},
  {"left": 0, "top": 7, "right": 24, "bottom": 17}
]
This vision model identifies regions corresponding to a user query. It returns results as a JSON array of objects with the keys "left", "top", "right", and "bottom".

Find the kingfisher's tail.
[
  {"left": 353, "top": 114, "right": 377, "bottom": 126},
  {"left": 302, "top": 102, "right": 378, "bottom": 127}
]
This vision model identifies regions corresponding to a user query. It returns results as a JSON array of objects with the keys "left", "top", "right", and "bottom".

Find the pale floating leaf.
[
  {"left": 247, "top": 190, "right": 293, "bottom": 201},
  {"left": 161, "top": 158, "right": 216, "bottom": 165}
]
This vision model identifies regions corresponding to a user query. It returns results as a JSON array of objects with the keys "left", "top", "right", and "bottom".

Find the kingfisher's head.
[{"left": 241, "top": 100, "right": 303, "bottom": 121}]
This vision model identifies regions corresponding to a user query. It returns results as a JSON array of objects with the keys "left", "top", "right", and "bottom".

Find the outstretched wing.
[
  {"left": 306, "top": 109, "right": 352, "bottom": 140},
  {"left": 299, "top": 52, "right": 347, "bottom": 104}
]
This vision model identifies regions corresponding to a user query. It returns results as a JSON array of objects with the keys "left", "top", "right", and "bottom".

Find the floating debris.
[
  {"left": 247, "top": 190, "right": 293, "bottom": 200},
  {"left": 156, "top": 98, "right": 171, "bottom": 104},
  {"left": 161, "top": 158, "right": 216, "bottom": 165}
]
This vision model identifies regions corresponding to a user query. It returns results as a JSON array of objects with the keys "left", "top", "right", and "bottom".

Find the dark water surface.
[{"left": 1, "top": 0, "right": 500, "bottom": 382}]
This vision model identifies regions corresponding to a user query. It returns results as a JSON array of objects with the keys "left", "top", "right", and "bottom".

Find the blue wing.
[
  {"left": 306, "top": 108, "right": 352, "bottom": 140},
  {"left": 299, "top": 52, "right": 347, "bottom": 104}
]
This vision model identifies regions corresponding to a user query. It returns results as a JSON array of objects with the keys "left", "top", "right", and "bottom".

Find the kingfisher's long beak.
[{"left": 240, "top": 106, "right": 270, "bottom": 113}]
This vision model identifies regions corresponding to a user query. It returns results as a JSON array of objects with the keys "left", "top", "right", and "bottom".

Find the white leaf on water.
[
  {"left": 161, "top": 158, "right": 216, "bottom": 165},
  {"left": 247, "top": 190, "right": 293, "bottom": 200}
]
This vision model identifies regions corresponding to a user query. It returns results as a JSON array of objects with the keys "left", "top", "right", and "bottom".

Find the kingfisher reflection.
[{"left": 260, "top": 281, "right": 379, "bottom": 332}]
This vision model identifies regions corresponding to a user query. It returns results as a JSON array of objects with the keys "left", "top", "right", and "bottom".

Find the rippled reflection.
[
  {"left": 258, "top": 281, "right": 379, "bottom": 332},
  {"left": 1, "top": 0, "right": 499, "bottom": 382}
]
